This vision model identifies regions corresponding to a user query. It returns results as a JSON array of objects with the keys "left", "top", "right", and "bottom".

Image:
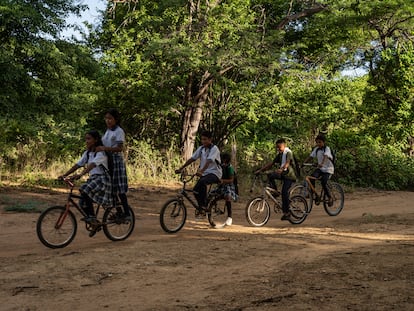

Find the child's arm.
[
  {"left": 221, "top": 175, "right": 234, "bottom": 184},
  {"left": 96, "top": 144, "right": 123, "bottom": 153},
  {"left": 175, "top": 158, "right": 196, "bottom": 174},
  {"left": 318, "top": 155, "right": 329, "bottom": 168},
  {"left": 254, "top": 161, "right": 273, "bottom": 174},
  {"left": 71, "top": 163, "right": 97, "bottom": 180},
  {"left": 59, "top": 164, "right": 80, "bottom": 179},
  {"left": 197, "top": 159, "right": 213, "bottom": 176}
]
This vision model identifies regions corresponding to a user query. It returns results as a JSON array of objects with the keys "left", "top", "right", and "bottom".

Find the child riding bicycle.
[
  {"left": 254, "top": 138, "right": 297, "bottom": 221},
  {"left": 302, "top": 134, "right": 334, "bottom": 206},
  {"left": 175, "top": 130, "right": 222, "bottom": 219},
  {"left": 59, "top": 130, "right": 113, "bottom": 224}
]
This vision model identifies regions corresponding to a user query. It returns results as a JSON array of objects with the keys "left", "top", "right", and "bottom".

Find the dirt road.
[{"left": 0, "top": 185, "right": 413, "bottom": 310}]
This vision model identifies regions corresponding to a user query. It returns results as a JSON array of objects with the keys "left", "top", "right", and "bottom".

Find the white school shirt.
[
  {"left": 102, "top": 126, "right": 125, "bottom": 150},
  {"left": 77, "top": 150, "right": 108, "bottom": 175},
  {"left": 191, "top": 144, "right": 222, "bottom": 179},
  {"left": 280, "top": 147, "right": 291, "bottom": 168},
  {"left": 310, "top": 146, "right": 334, "bottom": 174}
]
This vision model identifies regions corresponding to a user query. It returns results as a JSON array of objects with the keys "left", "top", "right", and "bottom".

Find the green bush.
[{"left": 330, "top": 131, "right": 414, "bottom": 190}]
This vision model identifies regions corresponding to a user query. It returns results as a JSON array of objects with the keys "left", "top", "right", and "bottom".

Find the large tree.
[{"left": 0, "top": 0, "right": 100, "bottom": 165}]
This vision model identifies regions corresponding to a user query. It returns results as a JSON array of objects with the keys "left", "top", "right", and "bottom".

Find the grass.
[{"left": 4, "top": 201, "right": 43, "bottom": 213}]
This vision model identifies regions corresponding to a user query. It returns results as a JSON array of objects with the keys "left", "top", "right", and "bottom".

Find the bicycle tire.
[
  {"left": 36, "top": 206, "right": 77, "bottom": 249},
  {"left": 160, "top": 199, "right": 187, "bottom": 233},
  {"left": 102, "top": 205, "right": 135, "bottom": 241},
  {"left": 290, "top": 183, "right": 314, "bottom": 212},
  {"left": 245, "top": 197, "right": 270, "bottom": 227},
  {"left": 323, "top": 182, "right": 345, "bottom": 216},
  {"left": 288, "top": 195, "right": 309, "bottom": 225},
  {"left": 207, "top": 198, "right": 227, "bottom": 228}
]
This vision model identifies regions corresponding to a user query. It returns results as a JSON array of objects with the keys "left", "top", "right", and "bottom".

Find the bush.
[{"left": 330, "top": 131, "right": 414, "bottom": 190}]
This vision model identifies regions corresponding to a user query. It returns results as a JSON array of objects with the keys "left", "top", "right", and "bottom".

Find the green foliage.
[
  {"left": 1, "top": 0, "right": 414, "bottom": 191},
  {"left": 329, "top": 131, "right": 414, "bottom": 190},
  {"left": 0, "top": 1, "right": 102, "bottom": 168},
  {"left": 126, "top": 139, "right": 182, "bottom": 183},
  {"left": 363, "top": 42, "right": 414, "bottom": 142}
]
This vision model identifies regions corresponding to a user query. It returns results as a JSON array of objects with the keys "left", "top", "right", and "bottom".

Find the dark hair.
[
  {"left": 86, "top": 130, "right": 103, "bottom": 147},
  {"left": 200, "top": 130, "right": 213, "bottom": 139},
  {"left": 275, "top": 138, "right": 286, "bottom": 145},
  {"left": 106, "top": 108, "right": 121, "bottom": 125},
  {"left": 221, "top": 152, "right": 231, "bottom": 163},
  {"left": 315, "top": 134, "right": 326, "bottom": 142}
]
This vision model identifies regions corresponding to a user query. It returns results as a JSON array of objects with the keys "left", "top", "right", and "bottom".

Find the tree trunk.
[{"left": 180, "top": 72, "right": 212, "bottom": 160}]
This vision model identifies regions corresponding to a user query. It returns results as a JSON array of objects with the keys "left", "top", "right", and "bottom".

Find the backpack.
[
  {"left": 330, "top": 148, "right": 336, "bottom": 166},
  {"left": 292, "top": 155, "right": 301, "bottom": 178},
  {"left": 233, "top": 170, "right": 239, "bottom": 195}
]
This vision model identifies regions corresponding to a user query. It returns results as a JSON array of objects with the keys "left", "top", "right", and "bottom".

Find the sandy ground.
[{"left": 0, "top": 183, "right": 413, "bottom": 311}]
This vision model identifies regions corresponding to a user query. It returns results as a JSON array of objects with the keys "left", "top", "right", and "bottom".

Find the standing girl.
[
  {"left": 59, "top": 130, "right": 113, "bottom": 222},
  {"left": 96, "top": 108, "right": 131, "bottom": 218}
]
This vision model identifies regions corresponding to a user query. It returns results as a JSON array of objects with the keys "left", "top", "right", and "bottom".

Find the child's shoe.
[{"left": 225, "top": 217, "right": 232, "bottom": 226}]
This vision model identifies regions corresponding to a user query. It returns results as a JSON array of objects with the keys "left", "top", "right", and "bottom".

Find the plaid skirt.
[
  {"left": 216, "top": 184, "right": 238, "bottom": 201},
  {"left": 112, "top": 153, "right": 128, "bottom": 194},
  {"left": 80, "top": 173, "right": 113, "bottom": 206}
]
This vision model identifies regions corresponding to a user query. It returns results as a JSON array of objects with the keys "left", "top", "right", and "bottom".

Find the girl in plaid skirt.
[
  {"left": 97, "top": 108, "right": 130, "bottom": 217},
  {"left": 218, "top": 152, "right": 238, "bottom": 226},
  {"left": 60, "top": 130, "right": 113, "bottom": 220}
]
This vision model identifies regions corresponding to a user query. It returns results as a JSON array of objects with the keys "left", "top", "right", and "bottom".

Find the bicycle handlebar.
[
  {"left": 58, "top": 177, "right": 75, "bottom": 188},
  {"left": 301, "top": 163, "right": 317, "bottom": 167},
  {"left": 178, "top": 172, "right": 198, "bottom": 183}
]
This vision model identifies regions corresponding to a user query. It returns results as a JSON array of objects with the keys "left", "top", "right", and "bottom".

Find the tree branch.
[{"left": 276, "top": 3, "right": 328, "bottom": 30}]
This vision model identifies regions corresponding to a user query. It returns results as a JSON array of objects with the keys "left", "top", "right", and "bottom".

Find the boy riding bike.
[
  {"left": 175, "top": 130, "right": 222, "bottom": 219},
  {"left": 302, "top": 134, "right": 334, "bottom": 206}
]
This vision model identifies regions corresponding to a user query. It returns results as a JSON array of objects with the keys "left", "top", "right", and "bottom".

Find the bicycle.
[
  {"left": 245, "top": 173, "right": 309, "bottom": 226},
  {"left": 289, "top": 163, "right": 345, "bottom": 216},
  {"left": 159, "top": 172, "right": 228, "bottom": 233},
  {"left": 36, "top": 178, "right": 135, "bottom": 248}
]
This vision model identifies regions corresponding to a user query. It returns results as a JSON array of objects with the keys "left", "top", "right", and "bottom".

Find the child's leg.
[
  {"left": 225, "top": 197, "right": 232, "bottom": 218},
  {"left": 321, "top": 173, "right": 331, "bottom": 198},
  {"left": 118, "top": 193, "right": 130, "bottom": 215},
  {"left": 194, "top": 174, "right": 219, "bottom": 209},
  {"left": 81, "top": 193, "right": 95, "bottom": 217},
  {"left": 281, "top": 178, "right": 294, "bottom": 214},
  {"left": 267, "top": 172, "right": 281, "bottom": 190}
]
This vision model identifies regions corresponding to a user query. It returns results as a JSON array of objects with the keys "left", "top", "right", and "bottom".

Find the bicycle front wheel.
[
  {"left": 160, "top": 199, "right": 187, "bottom": 233},
  {"left": 323, "top": 182, "right": 345, "bottom": 216},
  {"left": 103, "top": 206, "right": 135, "bottom": 241},
  {"left": 207, "top": 198, "right": 227, "bottom": 228},
  {"left": 36, "top": 206, "right": 77, "bottom": 249},
  {"left": 245, "top": 197, "right": 270, "bottom": 227},
  {"left": 288, "top": 195, "right": 309, "bottom": 225}
]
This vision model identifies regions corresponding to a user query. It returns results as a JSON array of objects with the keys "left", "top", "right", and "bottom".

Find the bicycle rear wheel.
[
  {"left": 289, "top": 183, "right": 313, "bottom": 212},
  {"left": 102, "top": 205, "right": 135, "bottom": 241},
  {"left": 160, "top": 199, "right": 187, "bottom": 233},
  {"left": 36, "top": 206, "right": 77, "bottom": 249},
  {"left": 288, "top": 195, "right": 309, "bottom": 224},
  {"left": 207, "top": 198, "right": 227, "bottom": 228},
  {"left": 245, "top": 197, "right": 270, "bottom": 227},
  {"left": 323, "top": 182, "right": 345, "bottom": 216}
]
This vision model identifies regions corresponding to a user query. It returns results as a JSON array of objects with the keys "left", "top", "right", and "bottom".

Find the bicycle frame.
[
  {"left": 175, "top": 174, "right": 200, "bottom": 209},
  {"left": 300, "top": 163, "right": 329, "bottom": 203},
  {"left": 252, "top": 174, "right": 282, "bottom": 208},
  {"left": 57, "top": 178, "right": 105, "bottom": 228},
  {"left": 175, "top": 173, "right": 220, "bottom": 210}
]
